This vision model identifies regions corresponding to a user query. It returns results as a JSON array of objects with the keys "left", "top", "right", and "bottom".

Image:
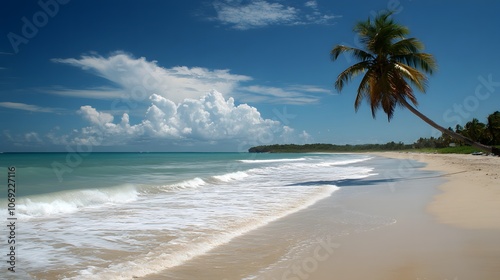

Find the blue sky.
[{"left": 1, "top": 0, "right": 500, "bottom": 152}]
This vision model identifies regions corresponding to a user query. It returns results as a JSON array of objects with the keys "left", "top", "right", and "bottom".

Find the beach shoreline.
[
  {"left": 118, "top": 153, "right": 500, "bottom": 280},
  {"left": 141, "top": 154, "right": 500, "bottom": 279},
  {"left": 303, "top": 153, "right": 500, "bottom": 280},
  {"left": 372, "top": 152, "right": 500, "bottom": 230}
]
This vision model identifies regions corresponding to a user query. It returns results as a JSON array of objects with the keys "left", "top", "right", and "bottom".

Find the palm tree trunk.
[{"left": 399, "top": 98, "right": 500, "bottom": 156}]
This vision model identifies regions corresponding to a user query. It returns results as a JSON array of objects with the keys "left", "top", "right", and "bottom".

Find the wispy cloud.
[
  {"left": 52, "top": 52, "right": 252, "bottom": 103},
  {"left": 42, "top": 86, "right": 126, "bottom": 100},
  {"left": 51, "top": 52, "right": 329, "bottom": 105},
  {"left": 40, "top": 52, "right": 330, "bottom": 147},
  {"left": 213, "top": 0, "right": 298, "bottom": 30},
  {"left": 211, "top": 0, "right": 340, "bottom": 30},
  {"left": 304, "top": 0, "right": 318, "bottom": 9},
  {"left": 238, "top": 85, "right": 326, "bottom": 104},
  {"left": 0, "top": 102, "right": 64, "bottom": 113}
]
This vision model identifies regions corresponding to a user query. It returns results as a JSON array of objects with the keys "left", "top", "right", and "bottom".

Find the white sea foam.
[
  {"left": 238, "top": 158, "right": 307, "bottom": 163},
  {"left": 212, "top": 171, "right": 249, "bottom": 182},
  {"left": 67, "top": 186, "right": 339, "bottom": 280},
  {"left": 17, "top": 153, "right": 378, "bottom": 279},
  {"left": 315, "top": 157, "right": 373, "bottom": 167},
  {"left": 15, "top": 184, "right": 138, "bottom": 220},
  {"left": 168, "top": 177, "right": 206, "bottom": 189}
]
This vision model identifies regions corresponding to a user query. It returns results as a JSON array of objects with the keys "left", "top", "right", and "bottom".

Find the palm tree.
[
  {"left": 487, "top": 111, "right": 500, "bottom": 145},
  {"left": 463, "top": 118, "right": 487, "bottom": 143},
  {"left": 331, "top": 12, "right": 499, "bottom": 155}
]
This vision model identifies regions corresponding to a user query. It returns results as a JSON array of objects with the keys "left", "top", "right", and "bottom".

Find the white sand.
[{"left": 375, "top": 152, "right": 500, "bottom": 230}]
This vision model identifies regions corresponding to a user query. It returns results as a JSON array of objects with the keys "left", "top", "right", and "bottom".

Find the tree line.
[
  {"left": 249, "top": 111, "right": 500, "bottom": 153},
  {"left": 414, "top": 111, "right": 500, "bottom": 148},
  {"left": 248, "top": 142, "right": 410, "bottom": 153}
]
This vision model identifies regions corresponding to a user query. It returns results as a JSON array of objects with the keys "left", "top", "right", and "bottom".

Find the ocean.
[{"left": 1, "top": 152, "right": 381, "bottom": 279}]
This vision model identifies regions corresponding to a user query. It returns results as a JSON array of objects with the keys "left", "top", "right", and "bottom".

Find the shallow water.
[{"left": 0, "top": 152, "right": 376, "bottom": 279}]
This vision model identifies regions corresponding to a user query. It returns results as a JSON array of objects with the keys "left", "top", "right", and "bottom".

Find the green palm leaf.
[
  {"left": 330, "top": 11, "right": 498, "bottom": 155},
  {"left": 331, "top": 11, "right": 436, "bottom": 120}
]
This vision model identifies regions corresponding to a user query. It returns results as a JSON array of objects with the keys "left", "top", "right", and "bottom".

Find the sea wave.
[
  {"left": 238, "top": 158, "right": 307, "bottom": 163},
  {"left": 212, "top": 171, "right": 249, "bottom": 182},
  {"left": 315, "top": 157, "right": 373, "bottom": 167},
  {"left": 67, "top": 185, "right": 339, "bottom": 280},
  {"left": 172, "top": 177, "right": 206, "bottom": 188},
  {"left": 12, "top": 184, "right": 138, "bottom": 220}
]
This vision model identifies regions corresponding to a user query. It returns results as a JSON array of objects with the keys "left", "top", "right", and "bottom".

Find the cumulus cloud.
[
  {"left": 211, "top": 0, "right": 340, "bottom": 30},
  {"left": 70, "top": 90, "right": 285, "bottom": 147},
  {"left": 77, "top": 106, "right": 115, "bottom": 126},
  {"left": 40, "top": 52, "right": 326, "bottom": 148}
]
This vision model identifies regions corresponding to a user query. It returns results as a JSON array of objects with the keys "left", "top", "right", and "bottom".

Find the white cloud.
[
  {"left": 0, "top": 102, "right": 63, "bottom": 113},
  {"left": 211, "top": 0, "right": 340, "bottom": 30},
  {"left": 40, "top": 52, "right": 329, "bottom": 148},
  {"left": 238, "top": 85, "right": 324, "bottom": 104},
  {"left": 25, "top": 132, "right": 43, "bottom": 143},
  {"left": 299, "top": 130, "right": 312, "bottom": 142},
  {"left": 69, "top": 90, "right": 285, "bottom": 147},
  {"left": 77, "top": 106, "right": 115, "bottom": 126},
  {"left": 213, "top": 0, "right": 298, "bottom": 30},
  {"left": 52, "top": 52, "right": 252, "bottom": 103},
  {"left": 304, "top": 1, "right": 318, "bottom": 9},
  {"left": 42, "top": 87, "right": 125, "bottom": 100},
  {"left": 50, "top": 52, "right": 328, "bottom": 105}
]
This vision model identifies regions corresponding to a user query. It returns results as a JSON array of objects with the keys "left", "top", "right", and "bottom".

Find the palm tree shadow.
[{"left": 287, "top": 178, "right": 399, "bottom": 187}]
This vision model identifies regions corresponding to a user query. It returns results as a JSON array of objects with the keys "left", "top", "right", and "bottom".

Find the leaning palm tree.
[{"left": 331, "top": 12, "right": 499, "bottom": 155}]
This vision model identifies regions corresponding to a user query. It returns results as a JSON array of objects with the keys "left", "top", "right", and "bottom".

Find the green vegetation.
[
  {"left": 414, "top": 111, "right": 500, "bottom": 148},
  {"left": 249, "top": 111, "right": 500, "bottom": 155},
  {"left": 330, "top": 12, "right": 499, "bottom": 155},
  {"left": 248, "top": 142, "right": 411, "bottom": 153},
  {"left": 248, "top": 143, "right": 499, "bottom": 154}
]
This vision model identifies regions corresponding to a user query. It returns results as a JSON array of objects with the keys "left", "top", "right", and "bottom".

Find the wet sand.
[
  {"left": 143, "top": 154, "right": 500, "bottom": 280},
  {"left": 377, "top": 152, "right": 500, "bottom": 230}
]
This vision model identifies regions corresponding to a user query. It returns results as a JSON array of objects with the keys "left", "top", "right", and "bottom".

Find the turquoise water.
[{"left": 0, "top": 152, "right": 375, "bottom": 279}]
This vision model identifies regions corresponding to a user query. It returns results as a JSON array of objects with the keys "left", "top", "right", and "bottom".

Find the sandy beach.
[
  {"left": 140, "top": 153, "right": 500, "bottom": 280},
  {"left": 376, "top": 152, "right": 500, "bottom": 230},
  {"left": 130, "top": 153, "right": 500, "bottom": 280},
  {"left": 346, "top": 152, "right": 500, "bottom": 279},
  {"left": 299, "top": 152, "right": 500, "bottom": 280}
]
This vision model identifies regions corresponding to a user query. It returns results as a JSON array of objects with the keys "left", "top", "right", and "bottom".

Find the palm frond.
[
  {"left": 331, "top": 11, "right": 437, "bottom": 122},
  {"left": 393, "top": 53, "right": 437, "bottom": 74},
  {"left": 394, "top": 63, "right": 427, "bottom": 92},
  {"left": 390, "top": 38, "right": 424, "bottom": 54},
  {"left": 390, "top": 68, "right": 418, "bottom": 106},
  {"left": 334, "top": 61, "right": 371, "bottom": 92},
  {"left": 331, "top": 45, "right": 374, "bottom": 62},
  {"left": 354, "top": 69, "right": 374, "bottom": 111}
]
